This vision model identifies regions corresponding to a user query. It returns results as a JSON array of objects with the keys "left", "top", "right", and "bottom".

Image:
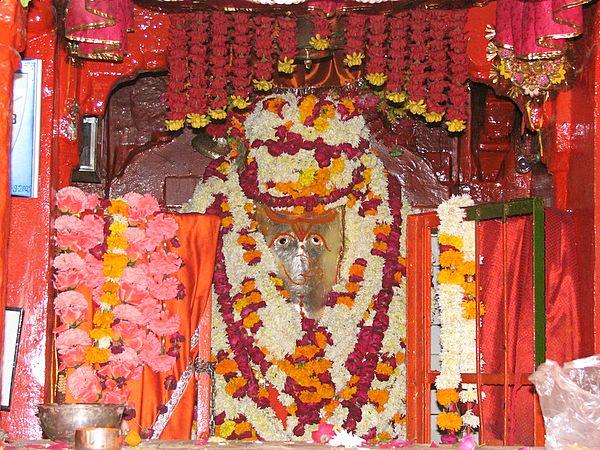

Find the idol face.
[{"left": 256, "top": 205, "right": 344, "bottom": 319}]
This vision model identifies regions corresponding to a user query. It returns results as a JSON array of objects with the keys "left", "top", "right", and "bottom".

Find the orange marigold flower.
[
  {"left": 103, "top": 281, "right": 120, "bottom": 293},
  {"left": 338, "top": 386, "right": 357, "bottom": 400},
  {"left": 463, "top": 281, "right": 476, "bottom": 297},
  {"left": 460, "top": 261, "right": 476, "bottom": 276},
  {"left": 100, "top": 291, "right": 120, "bottom": 306},
  {"left": 215, "top": 358, "right": 238, "bottom": 375},
  {"left": 436, "top": 411, "right": 462, "bottom": 432},
  {"left": 237, "top": 235, "right": 255, "bottom": 246},
  {"left": 438, "top": 233, "right": 463, "bottom": 250},
  {"left": 292, "top": 205, "right": 305, "bottom": 215},
  {"left": 314, "top": 332, "right": 328, "bottom": 349},
  {"left": 309, "top": 358, "right": 332, "bottom": 374},
  {"left": 287, "top": 403, "right": 297, "bottom": 415},
  {"left": 241, "top": 279, "right": 257, "bottom": 295},
  {"left": 89, "top": 327, "right": 113, "bottom": 340},
  {"left": 376, "top": 362, "right": 393, "bottom": 376},
  {"left": 244, "top": 203, "right": 254, "bottom": 212},
  {"left": 345, "top": 282, "right": 360, "bottom": 293},
  {"left": 243, "top": 250, "right": 262, "bottom": 263},
  {"left": 225, "top": 377, "right": 247, "bottom": 396},
  {"left": 394, "top": 272, "right": 403, "bottom": 285},
  {"left": 294, "top": 345, "right": 320, "bottom": 360},
  {"left": 106, "top": 233, "right": 128, "bottom": 250},
  {"left": 363, "top": 209, "right": 378, "bottom": 216},
  {"left": 436, "top": 388, "right": 459, "bottom": 407},
  {"left": 349, "top": 264, "right": 365, "bottom": 278},
  {"left": 125, "top": 431, "right": 141, "bottom": 447},
  {"left": 243, "top": 312, "right": 260, "bottom": 329},
  {"left": 102, "top": 253, "right": 129, "bottom": 278},
  {"left": 337, "top": 296, "right": 355, "bottom": 308},
  {"left": 246, "top": 291, "right": 262, "bottom": 304},
  {"left": 462, "top": 299, "right": 485, "bottom": 319},
  {"left": 93, "top": 311, "right": 114, "bottom": 328},
  {"left": 349, "top": 375, "right": 360, "bottom": 385},
  {"left": 439, "top": 250, "right": 464, "bottom": 269},
  {"left": 373, "top": 223, "right": 391, "bottom": 236},
  {"left": 346, "top": 194, "right": 357, "bottom": 208},
  {"left": 221, "top": 216, "right": 233, "bottom": 228},
  {"left": 84, "top": 347, "right": 110, "bottom": 364},
  {"left": 235, "top": 421, "right": 252, "bottom": 435},
  {"left": 368, "top": 389, "right": 389, "bottom": 405},
  {"left": 107, "top": 199, "right": 128, "bottom": 216},
  {"left": 373, "top": 241, "right": 388, "bottom": 252}
]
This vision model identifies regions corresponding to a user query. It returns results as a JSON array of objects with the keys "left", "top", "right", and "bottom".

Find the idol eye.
[
  {"left": 277, "top": 237, "right": 289, "bottom": 246},
  {"left": 310, "top": 235, "right": 323, "bottom": 246}
]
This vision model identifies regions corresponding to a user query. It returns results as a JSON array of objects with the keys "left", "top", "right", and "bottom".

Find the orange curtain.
[{"left": 126, "top": 213, "right": 219, "bottom": 439}]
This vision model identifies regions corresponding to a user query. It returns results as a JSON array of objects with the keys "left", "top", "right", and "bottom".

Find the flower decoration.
[
  {"left": 253, "top": 16, "right": 275, "bottom": 92},
  {"left": 434, "top": 195, "right": 482, "bottom": 441},
  {"left": 165, "top": 14, "right": 190, "bottom": 131},
  {"left": 208, "top": 11, "right": 231, "bottom": 119},
  {"left": 183, "top": 93, "right": 408, "bottom": 442},
  {"left": 277, "top": 16, "right": 297, "bottom": 74},
  {"left": 186, "top": 13, "right": 210, "bottom": 128},
  {"left": 386, "top": 12, "right": 409, "bottom": 103},
  {"left": 444, "top": 10, "right": 469, "bottom": 132},
  {"left": 53, "top": 188, "right": 183, "bottom": 424},
  {"left": 406, "top": 9, "right": 427, "bottom": 116},
  {"left": 309, "top": 9, "right": 331, "bottom": 51},
  {"left": 344, "top": 13, "right": 366, "bottom": 68},
  {"left": 365, "top": 15, "right": 388, "bottom": 87},
  {"left": 230, "top": 12, "right": 253, "bottom": 109}
]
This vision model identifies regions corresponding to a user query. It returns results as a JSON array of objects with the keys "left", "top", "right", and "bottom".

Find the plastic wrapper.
[{"left": 530, "top": 355, "right": 600, "bottom": 448}]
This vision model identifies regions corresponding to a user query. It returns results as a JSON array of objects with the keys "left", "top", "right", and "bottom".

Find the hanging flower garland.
[
  {"left": 186, "top": 12, "right": 210, "bottom": 129},
  {"left": 53, "top": 188, "right": 184, "bottom": 436},
  {"left": 165, "top": 14, "right": 190, "bottom": 131},
  {"left": 344, "top": 13, "right": 366, "bottom": 68},
  {"left": 434, "top": 195, "right": 482, "bottom": 442},
  {"left": 253, "top": 15, "right": 276, "bottom": 92},
  {"left": 208, "top": 11, "right": 231, "bottom": 121},
  {"left": 230, "top": 12, "right": 254, "bottom": 111},
  {"left": 405, "top": 9, "right": 428, "bottom": 117},
  {"left": 386, "top": 12, "right": 409, "bottom": 104},
  {"left": 183, "top": 93, "right": 407, "bottom": 443},
  {"left": 365, "top": 15, "right": 388, "bottom": 87},
  {"left": 309, "top": 9, "right": 331, "bottom": 51},
  {"left": 444, "top": 10, "right": 469, "bottom": 133},
  {"left": 277, "top": 16, "right": 297, "bottom": 75},
  {"left": 423, "top": 11, "right": 447, "bottom": 124}
]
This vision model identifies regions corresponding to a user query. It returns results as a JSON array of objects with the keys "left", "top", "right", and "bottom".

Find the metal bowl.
[{"left": 37, "top": 404, "right": 124, "bottom": 444}]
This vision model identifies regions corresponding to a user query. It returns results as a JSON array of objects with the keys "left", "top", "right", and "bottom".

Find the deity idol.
[{"left": 184, "top": 93, "right": 407, "bottom": 442}]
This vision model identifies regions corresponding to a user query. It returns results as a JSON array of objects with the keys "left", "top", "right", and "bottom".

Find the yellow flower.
[
  {"left": 406, "top": 99, "right": 427, "bottom": 115},
  {"left": 424, "top": 111, "right": 444, "bottom": 123},
  {"left": 230, "top": 95, "right": 250, "bottom": 110},
  {"left": 165, "top": 119, "right": 184, "bottom": 131},
  {"left": 298, "top": 168, "right": 317, "bottom": 187},
  {"left": 107, "top": 199, "right": 128, "bottom": 216},
  {"left": 438, "top": 268, "right": 465, "bottom": 285},
  {"left": 459, "top": 261, "right": 476, "bottom": 276},
  {"left": 253, "top": 78, "right": 274, "bottom": 91},
  {"left": 219, "top": 420, "right": 237, "bottom": 439},
  {"left": 299, "top": 95, "right": 318, "bottom": 122},
  {"left": 278, "top": 57, "right": 296, "bottom": 74},
  {"left": 93, "top": 311, "right": 114, "bottom": 328},
  {"left": 102, "top": 281, "right": 120, "bottom": 293},
  {"left": 106, "top": 233, "right": 127, "bottom": 251},
  {"left": 463, "top": 281, "right": 476, "bottom": 297},
  {"left": 242, "top": 312, "right": 260, "bottom": 329},
  {"left": 344, "top": 52, "right": 364, "bottom": 67},
  {"left": 498, "top": 60, "right": 512, "bottom": 80},
  {"left": 100, "top": 291, "right": 120, "bottom": 306},
  {"left": 84, "top": 347, "right": 110, "bottom": 364},
  {"left": 436, "top": 411, "right": 462, "bottom": 432},
  {"left": 438, "top": 233, "right": 463, "bottom": 249},
  {"left": 462, "top": 299, "right": 486, "bottom": 319},
  {"left": 109, "top": 221, "right": 127, "bottom": 235},
  {"left": 102, "top": 253, "right": 129, "bottom": 278},
  {"left": 89, "top": 327, "right": 113, "bottom": 340},
  {"left": 330, "top": 157, "right": 345, "bottom": 174},
  {"left": 446, "top": 119, "right": 467, "bottom": 133},
  {"left": 366, "top": 72, "right": 387, "bottom": 87},
  {"left": 551, "top": 65, "right": 566, "bottom": 84},
  {"left": 313, "top": 116, "right": 330, "bottom": 132},
  {"left": 187, "top": 113, "right": 210, "bottom": 128},
  {"left": 125, "top": 431, "right": 142, "bottom": 447},
  {"left": 439, "top": 250, "right": 464, "bottom": 269},
  {"left": 208, "top": 108, "right": 227, "bottom": 120},
  {"left": 436, "top": 388, "right": 459, "bottom": 407},
  {"left": 386, "top": 91, "right": 407, "bottom": 104},
  {"left": 309, "top": 34, "right": 329, "bottom": 51}
]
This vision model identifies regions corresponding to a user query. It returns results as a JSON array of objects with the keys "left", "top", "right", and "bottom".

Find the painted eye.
[
  {"left": 310, "top": 235, "right": 323, "bottom": 246},
  {"left": 277, "top": 237, "right": 289, "bottom": 246}
]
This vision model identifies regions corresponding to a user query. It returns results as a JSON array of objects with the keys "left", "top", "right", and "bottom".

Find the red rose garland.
[
  {"left": 165, "top": 14, "right": 190, "bottom": 131},
  {"left": 230, "top": 12, "right": 253, "bottom": 111},
  {"left": 309, "top": 9, "right": 331, "bottom": 51},
  {"left": 277, "top": 16, "right": 297, "bottom": 74},
  {"left": 423, "top": 11, "right": 447, "bottom": 123},
  {"left": 406, "top": 9, "right": 428, "bottom": 117},
  {"left": 365, "top": 14, "right": 388, "bottom": 87},
  {"left": 208, "top": 11, "right": 230, "bottom": 121},
  {"left": 253, "top": 15, "right": 275, "bottom": 92},
  {"left": 445, "top": 10, "right": 469, "bottom": 132},
  {"left": 186, "top": 12, "right": 210, "bottom": 129},
  {"left": 344, "top": 12, "right": 366, "bottom": 68},
  {"left": 386, "top": 12, "right": 409, "bottom": 103}
]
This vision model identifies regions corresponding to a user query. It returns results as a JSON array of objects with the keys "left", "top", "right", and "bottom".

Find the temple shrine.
[{"left": 0, "top": 0, "right": 598, "bottom": 448}]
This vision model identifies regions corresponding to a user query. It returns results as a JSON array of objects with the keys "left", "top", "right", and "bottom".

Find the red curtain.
[{"left": 477, "top": 208, "right": 587, "bottom": 445}]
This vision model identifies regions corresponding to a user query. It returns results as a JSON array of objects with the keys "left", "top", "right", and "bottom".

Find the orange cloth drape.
[{"left": 127, "top": 213, "right": 219, "bottom": 439}]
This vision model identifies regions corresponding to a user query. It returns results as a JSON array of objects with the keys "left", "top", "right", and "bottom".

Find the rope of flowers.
[
  {"left": 444, "top": 10, "right": 469, "bottom": 133},
  {"left": 164, "top": 14, "right": 190, "bottom": 131},
  {"left": 276, "top": 16, "right": 297, "bottom": 75},
  {"left": 309, "top": 9, "right": 331, "bottom": 51},
  {"left": 344, "top": 12, "right": 366, "bottom": 68},
  {"left": 53, "top": 188, "right": 184, "bottom": 442},
  {"left": 186, "top": 12, "right": 210, "bottom": 129},
  {"left": 230, "top": 12, "right": 254, "bottom": 111},
  {"left": 434, "top": 194, "right": 483, "bottom": 442},
  {"left": 386, "top": 12, "right": 409, "bottom": 104},
  {"left": 253, "top": 15, "right": 275, "bottom": 92},
  {"left": 183, "top": 93, "right": 407, "bottom": 443},
  {"left": 365, "top": 14, "right": 388, "bottom": 88}
]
